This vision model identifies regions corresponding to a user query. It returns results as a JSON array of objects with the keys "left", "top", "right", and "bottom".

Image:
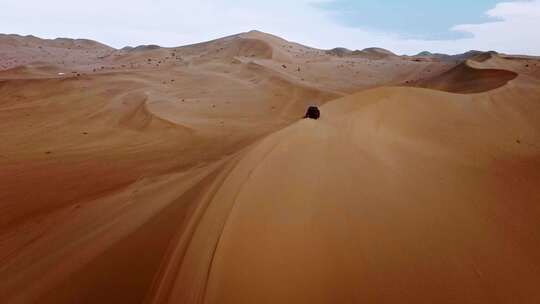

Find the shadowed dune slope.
[{"left": 417, "top": 58, "right": 518, "bottom": 93}]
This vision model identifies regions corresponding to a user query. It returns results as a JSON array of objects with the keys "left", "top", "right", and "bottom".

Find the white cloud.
[
  {"left": 449, "top": 0, "right": 540, "bottom": 55},
  {"left": 0, "top": 0, "right": 539, "bottom": 55}
]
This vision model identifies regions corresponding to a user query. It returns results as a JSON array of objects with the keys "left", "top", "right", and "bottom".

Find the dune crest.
[
  {"left": 149, "top": 79, "right": 540, "bottom": 303},
  {"left": 414, "top": 52, "right": 518, "bottom": 93}
]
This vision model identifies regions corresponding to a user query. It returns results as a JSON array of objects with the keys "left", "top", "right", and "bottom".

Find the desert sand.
[{"left": 1, "top": 30, "right": 540, "bottom": 303}]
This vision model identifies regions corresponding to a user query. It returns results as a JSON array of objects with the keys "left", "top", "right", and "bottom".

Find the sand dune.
[
  {"left": 415, "top": 57, "right": 518, "bottom": 93},
  {"left": 201, "top": 84, "right": 540, "bottom": 304},
  {"left": 352, "top": 47, "right": 397, "bottom": 60},
  {"left": 1, "top": 31, "right": 540, "bottom": 303}
]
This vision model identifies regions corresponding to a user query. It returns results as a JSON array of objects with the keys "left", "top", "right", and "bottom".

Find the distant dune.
[
  {"left": 1, "top": 30, "right": 540, "bottom": 304},
  {"left": 415, "top": 53, "right": 518, "bottom": 93}
]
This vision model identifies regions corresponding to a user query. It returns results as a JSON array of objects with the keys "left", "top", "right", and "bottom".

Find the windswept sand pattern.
[{"left": 1, "top": 31, "right": 540, "bottom": 304}]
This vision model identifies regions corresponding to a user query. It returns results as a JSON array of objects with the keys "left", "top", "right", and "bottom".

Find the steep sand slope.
[
  {"left": 132, "top": 55, "right": 540, "bottom": 304},
  {"left": 417, "top": 60, "right": 517, "bottom": 93},
  {"left": 416, "top": 53, "right": 519, "bottom": 93},
  {"left": 199, "top": 82, "right": 540, "bottom": 304}
]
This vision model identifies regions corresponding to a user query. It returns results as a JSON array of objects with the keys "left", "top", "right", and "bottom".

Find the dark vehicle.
[{"left": 304, "top": 106, "right": 320, "bottom": 120}]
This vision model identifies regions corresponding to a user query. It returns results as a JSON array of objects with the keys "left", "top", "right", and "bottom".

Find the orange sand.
[{"left": 1, "top": 31, "right": 540, "bottom": 304}]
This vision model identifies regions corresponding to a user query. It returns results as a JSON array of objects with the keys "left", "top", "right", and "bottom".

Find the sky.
[{"left": 1, "top": 0, "right": 539, "bottom": 55}]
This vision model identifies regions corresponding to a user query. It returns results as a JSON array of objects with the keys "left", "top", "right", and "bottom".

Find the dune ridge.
[
  {"left": 415, "top": 57, "right": 518, "bottom": 93},
  {"left": 150, "top": 74, "right": 540, "bottom": 304}
]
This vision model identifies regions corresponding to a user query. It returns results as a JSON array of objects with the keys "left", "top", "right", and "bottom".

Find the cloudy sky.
[{"left": 1, "top": 0, "right": 539, "bottom": 55}]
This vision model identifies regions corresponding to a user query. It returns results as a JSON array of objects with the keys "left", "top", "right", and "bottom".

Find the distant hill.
[
  {"left": 413, "top": 50, "right": 497, "bottom": 62},
  {"left": 326, "top": 47, "right": 397, "bottom": 60},
  {"left": 352, "top": 47, "right": 397, "bottom": 60},
  {"left": 325, "top": 47, "right": 353, "bottom": 57},
  {"left": 121, "top": 45, "right": 161, "bottom": 52}
]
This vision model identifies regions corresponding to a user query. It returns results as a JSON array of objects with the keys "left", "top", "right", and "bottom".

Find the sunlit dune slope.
[
  {"left": 197, "top": 83, "right": 540, "bottom": 304},
  {"left": 141, "top": 55, "right": 540, "bottom": 304}
]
